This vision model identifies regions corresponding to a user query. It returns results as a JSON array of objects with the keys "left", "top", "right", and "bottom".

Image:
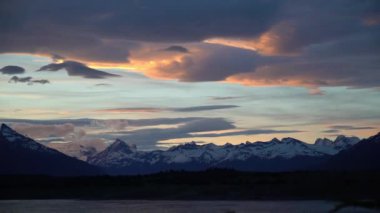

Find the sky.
[{"left": 0, "top": 0, "right": 380, "bottom": 152}]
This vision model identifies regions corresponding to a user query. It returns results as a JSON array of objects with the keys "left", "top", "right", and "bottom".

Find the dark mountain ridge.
[
  {"left": 0, "top": 124, "right": 103, "bottom": 176},
  {"left": 322, "top": 132, "right": 380, "bottom": 171}
]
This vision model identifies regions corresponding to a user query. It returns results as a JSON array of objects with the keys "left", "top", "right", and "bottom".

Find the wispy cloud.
[
  {"left": 329, "top": 125, "right": 375, "bottom": 130},
  {"left": 210, "top": 96, "right": 243, "bottom": 101},
  {"left": 0, "top": 117, "right": 204, "bottom": 129},
  {"left": 98, "top": 105, "right": 239, "bottom": 113},
  {"left": 323, "top": 125, "right": 375, "bottom": 134},
  {"left": 100, "top": 118, "right": 301, "bottom": 149},
  {"left": 172, "top": 105, "right": 238, "bottom": 112},
  {"left": 99, "top": 118, "right": 236, "bottom": 148},
  {"left": 322, "top": 129, "right": 340, "bottom": 133},
  {"left": 192, "top": 129, "right": 303, "bottom": 138},
  {"left": 94, "top": 83, "right": 112, "bottom": 87},
  {"left": 8, "top": 76, "right": 50, "bottom": 85}
]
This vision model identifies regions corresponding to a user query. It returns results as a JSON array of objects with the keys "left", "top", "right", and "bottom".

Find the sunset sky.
[{"left": 1, "top": 0, "right": 380, "bottom": 151}]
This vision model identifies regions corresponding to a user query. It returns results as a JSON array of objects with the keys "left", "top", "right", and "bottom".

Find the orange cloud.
[
  {"left": 226, "top": 73, "right": 311, "bottom": 88},
  {"left": 204, "top": 21, "right": 298, "bottom": 56},
  {"left": 60, "top": 43, "right": 198, "bottom": 81},
  {"left": 224, "top": 65, "right": 331, "bottom": 95}
]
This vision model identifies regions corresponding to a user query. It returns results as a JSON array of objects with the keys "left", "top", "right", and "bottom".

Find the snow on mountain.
[
  {"left": 334, "top": 135, "right": 360, "bottom": 148},
  {"left": 223, "top": 137, "right": 326, "bottom": 161},
  {"left": 88, "top": 139, "right": 141, "bottom": 167},
  {"left": 315, "top": 138, "right": 334, "bottom": 146},
  {"left": 313, "top": 135, "right": 360, "bottom": 155},
  {"left": 165, "top": 141, "right": 229, "bottom": 163},
  {"left": 88, "top": 136, "right": 342, "bottom": 169},
  {"left": 107, "top": 139, "right": 137, "bottom": 153}
]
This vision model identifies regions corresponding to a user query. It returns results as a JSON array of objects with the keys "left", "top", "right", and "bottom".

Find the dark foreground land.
[{"left": 1, "top": 169, "right": 380, "bottom": 201}]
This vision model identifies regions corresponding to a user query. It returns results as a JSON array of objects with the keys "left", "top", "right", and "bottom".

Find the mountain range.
[
  {"left": 87, "top": 135, "right": 363, "bottom": 174},
  {"left": 1, "top": 123, "right": 379, "bottom": 176}
]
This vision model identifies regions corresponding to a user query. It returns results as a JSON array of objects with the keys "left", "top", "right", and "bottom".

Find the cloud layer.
[
  {"left": 1, "top": 117, "right": 301, "bottom": 150},
  {"left": 1, "top": 0, "right": 379, "bottom": 89}
]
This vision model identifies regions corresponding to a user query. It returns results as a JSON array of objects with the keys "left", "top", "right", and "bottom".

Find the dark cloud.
[
  {"left": 103, "top": 118, "right": 236, "bottom": 148},
  {"left": 124, "top": 117, "right": 203, "bottom": 127},
  {"left": 0, "top": 0, "right": 379, "bottom": 88},
  {"left": 94, "top": 83, "right": 112, "bottom": 87},
  {"left": 37, "top": 61, "right": 120, "bottom": 79},
  {"left": 172, "top": 105, "right": 238, "bottom": 112},
  {"left": 102, "top": 118, "right": 301, "bottom": 149},
  {"left": 0, "top": 0, "right": 280, "bottom": 41},
  {"left": 98, "top": 105, "right": 239, "bottom": 113},
  {"left": 322, "top": 125, "right": 375, "bottom": 134},
  {"left": 0, "top": 0, "right": 278, "bottom": 64},
  {"left": 1, "top": 117, "right": 235, "bottom": 149},
  {"left": 329, "top": 125, "right": 375, "bottom": 130},
  {"left": 0, "top": 117, "right": 203, "bottom": 128},
  {"left": 178, "top": 118, "right": 234, "bottom": 133},
  {"left": 0, "top": 118, "right": 94, "bottom": 127},
  {"left": 210, "top": 96, "right": 242, "bottom": 101},
  {"left": 322, "top": 129, "right": 340, "bottom": 134},
  {"left": 163, "top": 45, "right": 189, "bottom": 53},
  {"left": 193, "top": 129, "right": 303, "bottom": 137},
  {"left": 153, "top": 45, "right": 266, "bottom": 82},
  {"left": 8, "top": 76, "right": 49, "bottom": 85},
  {"left": 31, "top": 79, "right": 50, "bottom": 84},
  {"left": 8, "top": 76, "right": 32, "bottom": 83},
  {"left": 1, "top": 117, "right": 302, "bottom": 150},
  {"left": 0, "top": 66, "right": 25, "bottom": 75}
]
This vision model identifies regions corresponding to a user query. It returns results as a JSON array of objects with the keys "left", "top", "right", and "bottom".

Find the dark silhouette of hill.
[
  {"left": 323, "top": 132, "right": 380, "bottom": 171},
  {"left": 0, "top": 124, "right": 103, "bottom": 176}
]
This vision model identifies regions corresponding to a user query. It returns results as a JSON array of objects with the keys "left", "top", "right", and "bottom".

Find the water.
[{"left": 0, "top": 200, "right": 377, "bottom": 213}]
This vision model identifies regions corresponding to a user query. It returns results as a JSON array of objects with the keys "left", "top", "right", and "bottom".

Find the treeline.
[{"left": 0, "top": 169, "right": 380, "bottom": 200}]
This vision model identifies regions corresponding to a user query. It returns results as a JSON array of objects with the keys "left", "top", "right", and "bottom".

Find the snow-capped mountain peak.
[
  {"left": 315, "top": 138, "right": 334, "bottom": 146},
  {"left": 334, "top": 135, "right": 360, "bottom": 145},
  {"left": 168, "top": 141, "right": 199, "bottom": 151},
  {"left": 281, "top": 137, "right": 304, "bottom": 144},
  {"left": 312, "top": 135, "right": 360, "bottom": 155},
  {"left": 87, "top": 139, "right": 140, "bottom": 167},
  {"left": 107, "top": 139, "right": 137, "bottom": 154}
]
